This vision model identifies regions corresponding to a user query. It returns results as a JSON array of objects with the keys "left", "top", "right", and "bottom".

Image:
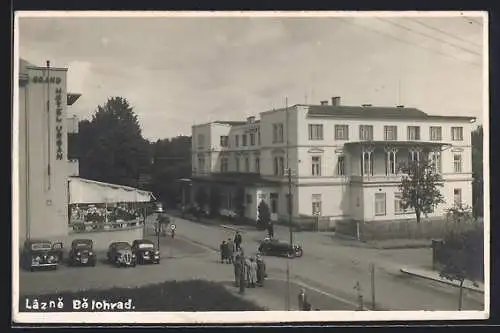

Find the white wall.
[
  {"left": 21, "top": 66, "right": 71, "bottom": 241},
  {"left": 296, "top": 184, "right": 350, "bottom": 218}
]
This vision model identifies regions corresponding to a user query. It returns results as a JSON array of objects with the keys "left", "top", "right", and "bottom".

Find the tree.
[
  {"left": 257, "top": 200, "right": 271, "bottom": 230},
  {"left": 471, "top": 126, "right": 483, "bottom": 218},
  {"left": 77, "top": 97, "right": 151, "bottom": 188},
  {"left": 150, "top": 136, "right": 192, "bottom": 208},
  {"left": 439, "top": 205, "right": 482, "bottom": 310},
  {"left": 399, "top": 159, "right": 445, "bottom": 225}
]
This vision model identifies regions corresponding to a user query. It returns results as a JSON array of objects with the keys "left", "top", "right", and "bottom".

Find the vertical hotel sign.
[
  {"left": 55, "top": 86, "right": 63, "bottom": 160},
  {"left": 31, "top": 74, "right": 64, "bottom": 160}
]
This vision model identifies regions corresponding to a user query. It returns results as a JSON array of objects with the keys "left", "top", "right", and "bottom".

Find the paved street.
[
  {"left": 17, "top": 214, "right": 484, "bottom": 311},
  {"left": 166, "top": 215, "right": 485, "bottom": 311}
]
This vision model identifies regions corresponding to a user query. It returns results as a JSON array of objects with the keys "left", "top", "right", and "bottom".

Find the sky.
[{"left": 17, "top": 12, "right": 485, "bottom": 141}]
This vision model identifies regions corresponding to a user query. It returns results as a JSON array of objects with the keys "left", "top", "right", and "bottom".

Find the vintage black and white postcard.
[{"left": 12, "top": 11, "right": 489, "bottom": 324}]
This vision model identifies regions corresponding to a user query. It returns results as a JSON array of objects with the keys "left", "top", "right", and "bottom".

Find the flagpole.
[{"left": 46, "top": 60, "right": 52, "bottom": 190}]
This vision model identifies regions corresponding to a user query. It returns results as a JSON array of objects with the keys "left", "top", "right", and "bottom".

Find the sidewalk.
[
  {"left": 330, "top": 236, "right": 433, "bottom": 250},
  {"left": 400, "top": 266, "right": 485, "bottom": 294}
]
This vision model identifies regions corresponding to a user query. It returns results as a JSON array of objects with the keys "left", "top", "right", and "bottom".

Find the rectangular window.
[
  {"left": 279, "top": 157, "right": 285, "bottom": 176},
  {"left": 273, "top": 157, "right": 279, "bottom": 176},
  {"left": 272, "top": 124, "right": 278, "bottom": 143},
  {"left": 430, "top": 126, "right": 442, "bottom": 141},
  {"left": 337, "top": 155, "right": 345, "bottom": 176},
  {"left": 430, "top": 152, "right": 442, "bottom": 173},
  {"left": 312, "top": 156, "right": 321, "bottom": 176},
  {"left": 384, "top": 126, "right": 397, "bottom": 141},
  {"left": 220, "top": 135, "right": 229, "bottom": 148},
  {"left": 242, "top": 134, "right": 248, "bottom": 146},
  {"left": 407, "top": 126, "right": 421, "bottom": 140},
  {"left": 220, "top": 157, "right": 228, "bottom": 173},
  {"left": 257, "top": 128, "right": 261, "bottom": 145},
  {"left": 359, "top": 125, "right": 373, "bottom": 141},
  {"left": 335, "top": 125, "right": 349, "bottom": 140},
  {"left": 453, "top": 154, "right": 462, "bottom": 173},
  {"left": 375, "top": 193, "right": 387, "bottom": 216},
  {"left": 454, "top": 188, "right": 462, "bottom": 206},
  {"left": 235, "top": 135, "right": 240, "bottom": 147},
  {"left": 250, "top": 133, "right": 256, "bottom": 146},
  {"left": 394, "top": 192, "right": 413, "bottom": 214},
  {"left": 245, "top": 157, "right": 250, "bottom": 172},
  {"left": 278, "top": 123, "right": 284, "bottom": 143},
  {"left": 270, "top": 193, "right": 279, "bottom": 214},
  {"left": 246, "top": 194, "right": 253, "bottom": 204},
  {"left": 308, "top": 124, "right": 324, "bottom": 140},
  {"left": 198, "top": 157, "right": 205, "bottom": 173},
  {"left": 255, "top": 157, "right": 260, "bottom": 173},
  {"left": 312, "top": 194, "right": 322, "bottom": 215},
  {"left": 362, "top": 152, "right": 374, "bottom": 176},
  {"left": 451, "top": 127, "right": 464, "bottom": 141},
  {"left": 235, "top": 157, "right": 240, "bottom": 172},
  {"left": 197, "top": 134, "right": 205, "bottom": 149}
]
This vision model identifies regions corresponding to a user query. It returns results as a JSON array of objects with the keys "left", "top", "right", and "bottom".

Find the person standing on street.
[
  {"left": 238, "top": 255, "right": 246, "bottom": 294},
  {"left": 220, "top": 241, "right": 227, "bottom": 263},
  {"left": 234, "top": 231, "right": 242, "bottom": 252},
  {"left": 233, "top": 253, "right": 242, "bottom": 287},
  {"left": 226, "top": 238, "right": 234, "bottom": 263},
  {"left": 298, "top": 289, "right": 308, "bottom": 311},
  {"left": 267, "top": 221, "right": 274, "bottom": 239},
  {"left": 249, "top": 257, "right": 258, "bottom": 288},
  {"left": 256, "top": 254, "right": 266, "bottom": 287}
]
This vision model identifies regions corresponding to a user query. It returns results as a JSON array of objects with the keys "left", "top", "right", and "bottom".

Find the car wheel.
[
  {"left": 91, "top": 260, "right": 96, "bottom": 267},
  {"left": 286, "top": 251, "right": 295, "bottom": 259},
  {"left": 295, "top": 249, "right": 303, "bottom": 257},
  {"left": 53, "top": 265, "right": 58, "bottom": 271}
]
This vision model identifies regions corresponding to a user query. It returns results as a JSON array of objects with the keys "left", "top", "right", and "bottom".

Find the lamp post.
[{"left": 154, "top": 204, "right": 164, "bottom": 251}]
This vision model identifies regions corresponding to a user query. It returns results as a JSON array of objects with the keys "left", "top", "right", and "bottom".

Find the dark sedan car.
[
  {"left": 68, "top": 239, "right": 96, "bottom": 266},
  {"left": 258, "top": 237, "right": 303, "bottom": 258},
  {"left": 106, "top": 242, "right": 136, "bottom": 267},
  {"left": 21, "top": 239, "right": 60, "bottom": 271},
  {"left": 131, "top": 239, "right": 160, "bottom": 264}
]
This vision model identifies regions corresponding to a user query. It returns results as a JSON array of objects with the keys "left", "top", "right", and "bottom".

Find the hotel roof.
[{"left": 307, "top": 105, "right": 476, "bottom": 122}]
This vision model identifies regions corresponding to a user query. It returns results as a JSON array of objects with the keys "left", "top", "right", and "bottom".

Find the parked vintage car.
[
  {"left": 68, "top": 239, "right": 96, "bottom": 266},
  {"left": 258, "top": 237, "right": 303, "bottom": 258},
  {"left": 21, "top": 239, "right": 60, "bottom": 271},
  {"left": 131, "top": 239, "right": 160, "bottom": 264},
  {"left": 106, "top": 242, "right": 136, "bottom": 267}
]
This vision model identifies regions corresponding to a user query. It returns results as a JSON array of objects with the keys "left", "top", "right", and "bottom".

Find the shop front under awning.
[{"left": 68, "top": 177, "right": 155, "bottom": 204}]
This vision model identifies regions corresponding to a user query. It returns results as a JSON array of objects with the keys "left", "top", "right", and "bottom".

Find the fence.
[
  {"left": 335, "top": 218, "right": 481, "bottom": 241},
  {"left": 68, "top": 219, "right": 143, "bottom": 234}
]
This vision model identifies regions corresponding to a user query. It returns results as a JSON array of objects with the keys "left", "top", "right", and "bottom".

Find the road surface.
[{"left": 166, "top": 214, "right": 485, "bottom": 311}]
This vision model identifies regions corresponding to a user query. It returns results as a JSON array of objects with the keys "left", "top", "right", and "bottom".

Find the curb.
[{"left": 400, "top": 268, "right": 484, "bottom": 294}]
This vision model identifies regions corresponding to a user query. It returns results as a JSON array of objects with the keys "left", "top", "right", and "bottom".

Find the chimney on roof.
[
  {"left": 362, "top": 104, "right": 372, "bottom": 107},
  {"left": 331, "top": 96, "right": 341, "bottom": 106},
  {"left": 320, "top": 100, "right": 328, "bottom": 106}
]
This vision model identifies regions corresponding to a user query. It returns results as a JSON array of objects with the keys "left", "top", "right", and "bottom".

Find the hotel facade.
[{"left": 190, "top": 97, "right": 476, "bottom": 233}]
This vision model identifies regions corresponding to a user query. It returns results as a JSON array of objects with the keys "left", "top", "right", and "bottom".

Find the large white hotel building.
[{"left": 190, "top": 97, "right": 476, "bottom": 237}]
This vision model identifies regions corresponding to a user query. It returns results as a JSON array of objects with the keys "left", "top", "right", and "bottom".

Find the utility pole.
[
  {"left": 284, "top": 96, "right": 293, "bottom": 311},
  {"left": 370, "top": 263, "right": 376, "bottom": 310}
]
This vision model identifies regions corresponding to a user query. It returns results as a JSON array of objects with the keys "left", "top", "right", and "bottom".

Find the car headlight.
[
  {"left": 155, "top": 250, "right": 160, "bottom": 255},
  {"left": 88, "top": 251, "right": 93, "bottom": 255},
  {"left": 132, "top": 254, "right": 136, "bottom": 258},
  {"left": 35, "top": 256, "right": 41, "bottom": 261},
  {"left": 77, "top": 252, "right": 81, "bottom": 256},
  {"left": 48, "top": 255, "right": 55, "bottom": 262}
]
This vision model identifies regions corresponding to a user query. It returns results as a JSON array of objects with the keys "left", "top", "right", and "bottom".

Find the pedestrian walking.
[
  {"left": 244, "top": 257, "right": 252, "bottom": 287},
  {"left": 256, "top": 254, "right": 266, "bottom": 287},
  {"left": 249, "top": 257, "right": 258, "bottom": 288},
  {"left": 227, "top": 238, "right": 235, "bottom": 263},
  {"left": 233, "top": 253, "right": 242, "bottom": 287},
  {"left": 298, "top": 289, "right": 308, "bottom": 311},
  {"left": 234, "top": 231, "right": 242, "bottom": 251},
  {"left": 220, "top": 241, "right": 228, "bottom": 263},
  {"left": 267, "top": 222, "right": 274, "bottom": 239}
]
